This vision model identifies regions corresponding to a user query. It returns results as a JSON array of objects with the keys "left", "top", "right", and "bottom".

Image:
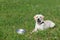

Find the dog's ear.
[
  {"left": 34, "top": 15, "right": 36, "bottom": 19},
  {"left": 42, "top": 16, "right": 44, "bottom": 18},
  {"left": 34, "top": 15, "right": 37, "bottom": 20}
]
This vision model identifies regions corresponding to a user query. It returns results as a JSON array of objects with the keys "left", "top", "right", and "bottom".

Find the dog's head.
[{"left": 34, "top": 14, "right": 44, "bottom": 23}]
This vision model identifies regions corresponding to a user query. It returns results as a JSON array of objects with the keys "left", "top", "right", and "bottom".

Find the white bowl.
[{"left": 17, "top": 29, "right": 25, "bottom": 34}]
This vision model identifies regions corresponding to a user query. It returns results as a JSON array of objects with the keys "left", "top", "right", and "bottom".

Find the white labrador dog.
[{"left": 32, "top": 14, "right": 55, "bottom": 33}]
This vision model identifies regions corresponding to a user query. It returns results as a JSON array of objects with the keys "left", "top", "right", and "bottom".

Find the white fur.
[{"left": 32, "top": 14, "right": 55, "bottom": 33}]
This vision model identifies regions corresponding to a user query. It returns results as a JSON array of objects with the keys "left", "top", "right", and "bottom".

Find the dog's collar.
[
  {"left": 37, "top": 22, "right": 44, "bottom": 25},
  {"left": 40, "top": 22, "right": 44, "bottom": 24}
]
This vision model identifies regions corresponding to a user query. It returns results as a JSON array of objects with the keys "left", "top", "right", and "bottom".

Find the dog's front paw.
[{"left": 30, "top": 30, "right": 38, "bottom": 34}]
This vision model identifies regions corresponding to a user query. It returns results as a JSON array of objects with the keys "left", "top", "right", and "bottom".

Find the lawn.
[{"left": 0, "top": 0, "right": 60, "bottom": 40}]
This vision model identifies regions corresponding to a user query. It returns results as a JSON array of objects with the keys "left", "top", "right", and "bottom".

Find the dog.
[{"left": 32, "top": 14, "right": 55, "bottom": 33}]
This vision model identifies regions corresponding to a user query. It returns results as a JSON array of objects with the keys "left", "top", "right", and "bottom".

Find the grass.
[{"left": 0, "top": 0, "right": 60, "bottom": 40}]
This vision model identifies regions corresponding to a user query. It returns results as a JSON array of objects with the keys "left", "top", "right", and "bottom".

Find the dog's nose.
[{"left": 38, "top": 18, "right": 39, "bottom": 21}]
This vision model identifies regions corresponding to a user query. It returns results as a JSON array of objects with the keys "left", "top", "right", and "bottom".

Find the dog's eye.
[{"left": 40, "top": 17, "right": 43, "bottom": 18}]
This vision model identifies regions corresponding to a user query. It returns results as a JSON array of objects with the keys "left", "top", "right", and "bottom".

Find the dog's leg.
[
  {"left": 31, "top": 28, "right": 38, "bottom": 33},
  {"left": 30, "top": 28, "right": 37, "bottom": 34}
]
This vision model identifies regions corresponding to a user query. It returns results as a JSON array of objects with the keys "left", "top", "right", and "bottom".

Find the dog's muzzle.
[
  {"left": 37, "top": 18, "right": 41, "bottom": 22},
  {"left": 37, "top": 18, "right": 44, "bottom": 24}
]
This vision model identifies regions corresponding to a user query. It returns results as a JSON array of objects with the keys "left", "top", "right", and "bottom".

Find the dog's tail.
[{"left": 50, "top": 22, "right": 55, "bottom": 28}]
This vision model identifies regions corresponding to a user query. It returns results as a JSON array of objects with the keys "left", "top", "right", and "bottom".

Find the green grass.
[{"left": 0, "top": 0, "right": 60, "bottom": 40}]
